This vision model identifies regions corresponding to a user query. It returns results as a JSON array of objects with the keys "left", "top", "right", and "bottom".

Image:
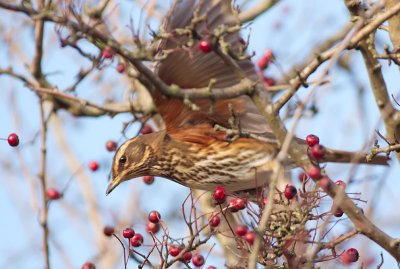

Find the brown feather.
[{"left": 153, "top": 0, "right": 271, "bottom": 145}]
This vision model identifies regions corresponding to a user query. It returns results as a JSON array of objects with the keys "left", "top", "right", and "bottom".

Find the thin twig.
[{"left": 38, "top": 97, "right": 50, "bottom": 269}]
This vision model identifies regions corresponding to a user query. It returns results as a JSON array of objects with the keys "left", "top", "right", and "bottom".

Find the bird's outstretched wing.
[{"left": 153, "top": 0, "right": 272, "bottom": 144}]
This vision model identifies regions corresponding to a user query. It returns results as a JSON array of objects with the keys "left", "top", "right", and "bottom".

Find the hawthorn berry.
[
  {"left": 308, "top": 166, "right": 321, "bottom": 180},
  {"left": 146, "top": 221, "right": 160, "bottom": 233},
  {"left": 148, "top": 210, "right": 161, "bottom": 223},
  {"left": 319, "top": 177, "right": 331, "bottom": 189},
  {"left": 81, "top": 262, "right": 96, "bottom": 269},
  {"left": 143, "top": 175, "right": 155, "bottom": 185},
  {"left": 284, "top": 184, "right": 297, "bottom": 200},
  {"left": 122, "top": 228, "right": 135, "bottom": 238},
  {"left": 235, "top": 225, "right": 248, "bottom": 237},
  {"left": 102, "top": 47, "right": 114, "bottom": 59},
  {"left": 335, "top": 180, "right": 347, "bottom": 189},
  {"left": 116, "top": 63, "right": 126, "bottom": 73},
  {"left": 130, "top": 233, "right": 144, "bottom": 247},
  {"left": 263, "top": 77, "right": 275, "bottom": 87},
  {"left": 281, "top": 4, "right": 291, "bottom": 14},
  {"left": 213, "top": 186, "right": 226, "bottom": 204},
  {"left": 257, "top": 49, "right": 273, "bottom": 70},
  {"left": 340, "top": 248, "right": 359, "bottom": 264},
  {"left": 306, "top": 134, "right": 320, "bottom": 147},
  {"left": 192, "top": 254, "right": 205, "bottom": 267},
  {"left": 263, "top": 49, "right": 273, "bottom": 60},
  {"left": 105, "top": 140, "right": 117, "bottom": 152},
  {"left": 198, "top": 39, "right": 212, "bottom": 53},
  {"left": 227, "top": 199, "right": 239, "bottom": 213},
  {"left": 208, "top": 215, "right": 220, "bottom": 228},
  {"left": 261, "top": 197, "right": 268, "bottom": 208},
  {"left": 257, "top": 57, "right": 269, "bottom": 70},
  {"left": 244, "top": 231, "right": 255, "bottom": 245},
  {"left": 140, "top": 124, "right": 153, "bottom": 135},
  {"left": 7, "top": 133, "right": 19, "bottom": 147},
  {"left": 88, "top": 161, "right": 99, "bottom": 172},
  {"left": 103, "top": 226, "right": 114, "bottom": 237},
  {"left": 183, "top": 251, "right": 192, "bottom": 262},
  {"left": 169, "top": 245, "right": 182, "bottom": 257},
  {"left": 46, "top": 188, "right": 61, "bottom": 200},
  {"left": 311, "top": 144, "right": 326, "bottom": 159},
  {"left": 298, "top": 172, "right": 308, "bottom": 183},
  {"left": 234, "top": 198, "right": 246, "bottom": 210},
  {"left": 333, "top": 207, "right": 344, "bottom": 217}
]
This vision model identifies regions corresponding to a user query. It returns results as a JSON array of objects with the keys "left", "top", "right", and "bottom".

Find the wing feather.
[{"left": 154, "top": 0, "right": 273, "bottom": 144}]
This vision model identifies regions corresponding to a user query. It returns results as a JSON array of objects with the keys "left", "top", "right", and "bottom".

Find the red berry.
[
  {"left": 103, "top": 226, "right": 114, "bottom": 236},
  {"left": 208, "top": 215, "right": 220, "bottom": 227},
  {"left": 263, "top": 77, "right": 275, "bottom": 87},
  {"left": 244, "top": 231, "right": 255, "bottom": 245},
  {"left": 263, "top": 49, "right": 273, "bottom": 60},
  {"left": 130, "top": 233, "right": 144, "bottom": 247},
  {"left": 261, "top": 197, "right": 268, "bottom": 208},
  {"left": 116, "top": 63, "right": 125, "bottom": 73},
  {"left": 81, "top": 262, "right": 96, "bottom": 269},
  {"left": 7, "top": 133, "right": 19, "bottom": 147},
  {"left": 298, "top": 172, "right": 308, "bottom": 183},
  {"left": 335, "top": 180, "right": 347, "bottom": 189},
  {"left": 258, "top": 49, "right": 274, "bottom": 69},
  {"left": 102, "top": 47, "right": 114, "bottom": 59},
  {"left": 281, "top": 4, "right": 290, "bottom": 14},
  {"left": 183, "top": 251, "right": 192, "bottom": 262},
  {"left": 340, "top": 248, "right": 359, "bottom": 264},
  {"left": 311, "top": 144, "right": 326, "bottom": 159},
  {"left": 306, "top": 134, "right": 320, "bottom": 147},
  {"left": 333, "top": 207, "right": 344, "bottom": 217},
  {"left": 207, "top": 267, "right": 217, "bottom": 269},
  {"left": 146, "top": 221, "right": 160, "bottom": 233},
  {"left": 122, "top": 228, "right": 135, "bottom": 238},
  {"left": 234, "top": 198, "right": 246, "bottom": 210},
  {"left": 235, "top": 225, "right": 248, "bottom": 236},
  {"left": 198, "top": 39, "right": 212, "bottom": 53},
  {"left": 257, "top": 56, "right": 269, "bottom": 70},
  {"left": 143, "top": 175, "right": 155, "bottom": 185},
  {"left": 319, "top": 177, "right": 331, "bottom": 189},
  {"left": 105, "top": 140, "right": 117, "bottom": 152},
  {"left": 46, "top": 188, "right": 61, "bottom": 200},
  {"left": 284, "top": 184, "right": 297, "bottom": 200},
  {"left": 213, "top": 186, "right": 226, "bottom": 204},
  {"left": 274, "top": 21, "right": 282, "bottom": 30},
  {"left": 89, "top": 161, "right": 99, "bottom": 171},
  {"left": 308, "top": 166, "right": 321, "bottom": 180},
  {"left": 140, "top": 124, "right": 153, "bottom": 135},
  {"left": 148, "top": 210, "right": 161, "bottom": 223},
  {"left": 169, "top": 245, "right": 182, "bottom": 257},
  {"left": 192, "top": 254, "right": 205, "bottom": 267},
  {"left": 227, "top": 199, "right": 239, "bottom": 212}
]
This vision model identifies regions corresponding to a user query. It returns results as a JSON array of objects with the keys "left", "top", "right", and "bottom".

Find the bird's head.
[{"left": 106, "top": 132, "right": 164, "bottom": 195}]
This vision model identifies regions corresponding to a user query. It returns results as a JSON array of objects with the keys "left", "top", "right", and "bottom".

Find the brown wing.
[{"left": 154, "top": 0, "right": 272, "bottom": 144}]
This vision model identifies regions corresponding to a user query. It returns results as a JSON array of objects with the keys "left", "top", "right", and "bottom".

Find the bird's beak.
[{"left": 106, "top": 177, "right": 120, "bottom": 195}]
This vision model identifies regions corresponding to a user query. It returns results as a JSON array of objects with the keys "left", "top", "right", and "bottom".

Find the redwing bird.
[{"left": 106, "top": 0, "right": 387, "bottom": 195}]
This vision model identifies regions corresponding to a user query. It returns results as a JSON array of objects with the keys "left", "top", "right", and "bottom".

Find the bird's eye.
[{"left": 119, "top": 155, "right": 127, "bottom": 164}]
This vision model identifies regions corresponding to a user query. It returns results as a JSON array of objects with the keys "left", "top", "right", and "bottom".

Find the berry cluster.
[
  {"left": 257, "top": 49, "right": 275, "bottom": 87},
  {"left": 305, "top": 134, "right": 325, "bottom": 180}
]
